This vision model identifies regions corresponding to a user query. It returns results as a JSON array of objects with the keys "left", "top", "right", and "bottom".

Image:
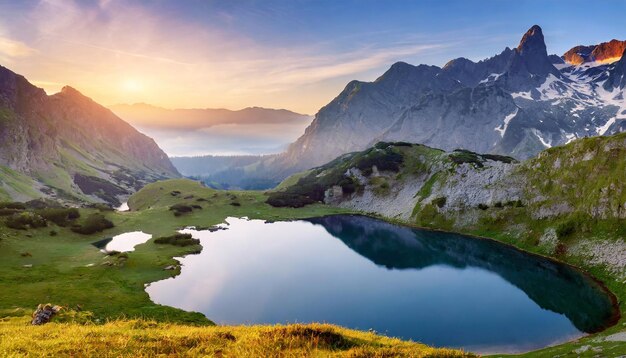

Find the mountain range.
[
  {"left": 0, "top": 65, "right": 178, "bottom": 205},
  {"left": 110, "top": 103, "right": 311, "bottom": 157},
  {"left": 256, "top": 25, "right": 626, "bottom": 179},
  {"left": 109, "top": 103, "right": 311, "bottom": 131}
]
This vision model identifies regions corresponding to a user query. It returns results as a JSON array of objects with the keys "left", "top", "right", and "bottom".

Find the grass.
[
  {"left": 0, "top": 317, "right": 471, "bottom": 357},
  {"left": 0, "top": 166, "right": 42, "bottom": 201}
]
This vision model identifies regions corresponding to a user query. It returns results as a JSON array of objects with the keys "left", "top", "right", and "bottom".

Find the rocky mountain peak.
[
  {"left": 563, "top": 39, "right": 626, "bottom": 65},
  {"left": 517, "top": 25, "right": 547, "bottom": 56}
]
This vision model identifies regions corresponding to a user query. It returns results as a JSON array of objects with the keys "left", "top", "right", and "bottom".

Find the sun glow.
[{"left": 121, "top": 79, "right": 143, "bottom": 93}]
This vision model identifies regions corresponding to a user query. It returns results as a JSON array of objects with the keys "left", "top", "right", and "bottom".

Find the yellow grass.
[{"left": 0, "top": 317, "right": 472, "bottom": 357}]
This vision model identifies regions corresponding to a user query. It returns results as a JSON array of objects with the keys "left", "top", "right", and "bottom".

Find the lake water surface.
[{"left": 146, "top": 215, "right": 616, "bottom": 353}]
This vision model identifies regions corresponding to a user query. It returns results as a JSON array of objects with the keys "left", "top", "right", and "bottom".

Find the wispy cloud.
[
  {"left": 0, "top": 36, "right": 37, "bottom": 58},
  {"left": 1, "top": 0, "right": 457, "bottom": 113}
]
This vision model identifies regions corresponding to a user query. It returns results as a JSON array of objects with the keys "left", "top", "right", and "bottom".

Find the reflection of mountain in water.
[{"left": 308, "top": 215, "right": 617, "bottom": 333}]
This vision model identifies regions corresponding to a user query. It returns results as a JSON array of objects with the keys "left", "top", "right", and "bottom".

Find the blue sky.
[
  {"left": 0, "top": 0, "right": 624, "bottom": 114},
  {"left": 148, "top": 0, "right": 626, "bottom": 64}
]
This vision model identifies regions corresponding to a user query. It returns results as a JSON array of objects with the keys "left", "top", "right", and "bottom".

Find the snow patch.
[
  {"left": 531, "top": 129, "right": 552, "bottom": 148},
  {"left": 494, "top": 108, "right": 518, "bottom": 137},
  {"left": 479, "top": 73, "right": 503, "bottom": 84}
]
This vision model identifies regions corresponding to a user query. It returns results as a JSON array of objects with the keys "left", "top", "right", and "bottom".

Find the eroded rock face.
[
  {"left": 563, "top": 39, "right": 626, "bottom": 65},
  {"left": 31, "top": 304, "right": 62, "bottom": 325}
]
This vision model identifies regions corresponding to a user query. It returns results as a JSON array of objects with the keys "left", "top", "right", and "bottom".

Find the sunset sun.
[{"left": 121, "top": 78, "right": 142, "bottom": 92}]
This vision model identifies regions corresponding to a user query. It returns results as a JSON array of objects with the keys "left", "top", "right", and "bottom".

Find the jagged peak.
[{"left": 517, "top": 25, "right": 547, "bottom": 55}]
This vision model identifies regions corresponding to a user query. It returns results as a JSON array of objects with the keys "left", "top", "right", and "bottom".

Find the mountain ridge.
[
  {"left": 109, "top": 103, "right": 311, "bottom": 131},
  {"left": 0, "top": 65, "right": 179, "bottom": 205},
  {"left": 255, "top": 25, "right": 626, "bottom": 180}
]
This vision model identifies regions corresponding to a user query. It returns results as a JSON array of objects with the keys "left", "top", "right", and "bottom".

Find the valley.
[{"left": 0, "top": 3, "right": 625, "bottom": 355}]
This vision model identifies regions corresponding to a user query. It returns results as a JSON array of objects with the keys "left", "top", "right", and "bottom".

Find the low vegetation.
[
  {"left": 0, "top": 317, "right": 470, "bottom": 357},
  {"left": 70, "top": 213, "right": 114, "bottom": 234},
  {"left": 154, "top": 233, "right": 200, "bottom": 247},
  {"left": 267, "top": 142, "right": 409, "bottom": 207}
]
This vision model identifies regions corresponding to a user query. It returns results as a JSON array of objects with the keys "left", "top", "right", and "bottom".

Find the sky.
[{"left": 0, "top": 0, "right": 625, "bottom": 116}]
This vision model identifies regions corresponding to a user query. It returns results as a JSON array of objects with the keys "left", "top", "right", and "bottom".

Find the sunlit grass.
[{"left": 0, "top": 317, "right": 472, "bottom": 357}]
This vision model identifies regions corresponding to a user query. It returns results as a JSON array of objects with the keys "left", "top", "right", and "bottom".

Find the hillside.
[{"left": 0, "top": 65, "right": 179, "bottom": 205}]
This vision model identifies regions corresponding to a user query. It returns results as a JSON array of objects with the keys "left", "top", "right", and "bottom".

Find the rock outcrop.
[
  {"left": 31, "top": 304, "right": 62, "bottom": 325},
  {"left": 563, "top": 39, "right": 626, "bottom": 65}
]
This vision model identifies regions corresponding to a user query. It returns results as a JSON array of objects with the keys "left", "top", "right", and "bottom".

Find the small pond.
[{"left": 145, "top": 215, "right": 617, "bottom": 354}]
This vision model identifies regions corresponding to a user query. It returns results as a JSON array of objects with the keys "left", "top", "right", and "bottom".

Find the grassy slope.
[
  {"left": 0, "top": 317, "right": 470, "bottom": 357},
  {"left": 0, "top": 166, "right": 42, "bottom": 201}
]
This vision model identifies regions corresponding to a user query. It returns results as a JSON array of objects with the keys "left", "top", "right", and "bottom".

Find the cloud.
[
  {"left": 2, "top": 0, "right": 456, "bottom": 113},
  {"left": 0, "top": 36, "right": 37, "bottom": 58}
]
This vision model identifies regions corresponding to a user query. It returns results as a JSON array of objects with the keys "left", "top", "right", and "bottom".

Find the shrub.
[
  {"left": 0, "top": 208, "right": 22, "bottom": 216},
  {"left": 169, "top": 204, "right": 193, "bottom": 217},
  {"left": 154, "top": 233, "right": 200, "bottom": 247},
  {"left": 477, "top": 203, "right": 489, "bottom": 210},
  {"left": 49, "top": 230, "right": 58, "bottom": 236},
  {"left": 554, "top": 242, "right": 568, "bottom": 256},
  {"left": 450, "top": 149, "right": 484, "bottom": 168},
  {"left": 266, "top": 192, "right": 317, "bottom": 208},
  {"left": 338, "top": 177, "right": 357, "bottom": 194},
  {"left": 556, "top": 220, "right": 577, "bottom": 240},
  {"left": 505, "top": 200, "right": 524, "bottom": 208},
  {"left": 0, "top": 202, "right": 26, "bottom": 210},
  {"left": 432, "top": 197, "right": 447, "bottom": 208},
  {"left": 71, "top": 214, "right": 114, "bottom": 235},
  {"left": 5, "top": 212, "right": 47, "bottom": 230},
  {"left": 230, "top": 202, "right": 241, "bottom": 207},
  {"left": 481, "top": 154, "right": 517, "bottom": 164},
  {"left": 494, "top": 201, "right": 503, "bottom": 208},
  {"left": 36, "top": 208, "right": 80, "bottom": 227},
  {"left": 355, "top": 149, "right": 403, "bottom": 175}
]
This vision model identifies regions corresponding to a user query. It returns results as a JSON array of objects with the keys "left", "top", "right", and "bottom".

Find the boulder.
[{"left": 31, "top": 304, "right": 62, "bottom": 325}]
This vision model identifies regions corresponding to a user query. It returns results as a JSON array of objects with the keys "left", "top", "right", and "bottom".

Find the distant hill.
[
  {"left": 170, "top": 154, "right": 281, "bottom": 190},
  {"left": 109, "top": 103, "right": 312, "bottom": 157},
  {"left": 0, "top": 65, "right": 179, "bottom": 205},
  {"left": 109, "top": 103, "right": 311, "bottom": 130}
]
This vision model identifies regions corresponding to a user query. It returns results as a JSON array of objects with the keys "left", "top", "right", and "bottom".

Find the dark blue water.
[{"left": 146, "top": 215, "right": 616, "bottom": 354}]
